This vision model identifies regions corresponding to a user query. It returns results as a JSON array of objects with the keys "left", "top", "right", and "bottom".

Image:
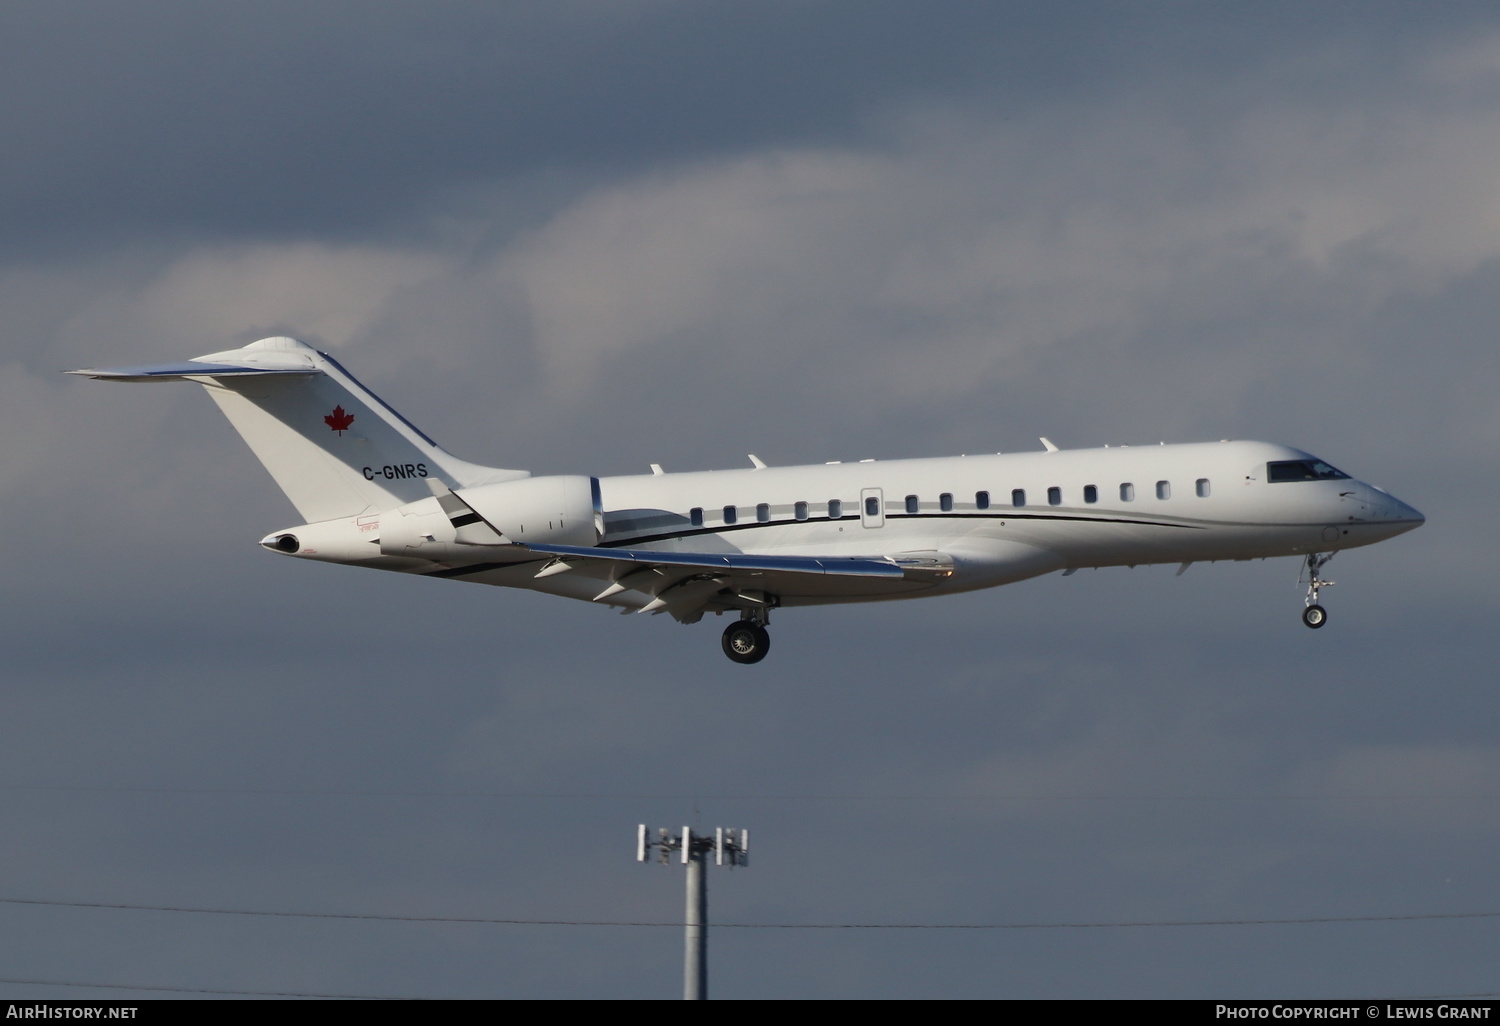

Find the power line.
[
  {"left": 3, "top": 896, "right": 1499, "bottom": 930},
  {"left": 0, "top": 975, "right": 1493, "bottom": 1002},
  {"left": 0, "top": 976, "right": 401, "bottom": 999},
  {"left": 2, "top": 783, "right": 1497, "bottom": 802}
]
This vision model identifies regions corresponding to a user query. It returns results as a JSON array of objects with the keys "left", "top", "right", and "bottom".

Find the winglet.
[{"left": 1040, "top": 437, "right": 1059, "bottom": 452}]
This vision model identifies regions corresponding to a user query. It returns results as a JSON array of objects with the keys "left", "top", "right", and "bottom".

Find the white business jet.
[{"left": 73, "top": 337, "right": 1424, "bottom": 663}]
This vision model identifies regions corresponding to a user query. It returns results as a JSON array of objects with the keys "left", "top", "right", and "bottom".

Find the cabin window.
[
  {"left": 1083, "top": 485, "right": 1098, "bottom": 504},
  {"left": 905, "top": 494, "right": 919, "bottom": 514},
  {"left": 690, "top": 507, "right": 703, "bottom": 527},
  {"left": 1048, "top": 486, "right": 1062, "bottom": 506},
  {"left": 865, "top": 496, "right": 880, "bottom": 517},
  {"left": 1156, "top": 481, "right": 1171, "bottom": 500},
  {"left": 756, "top": 503, "right": 771, "bottom": 523},
  {"left": 1196, "top": 478, "right": 1211, "bottom": 498},
  {"left": 976, "top": 490, "right": 990, "bottom": 510},
  {"left": 940, "top": 492, "right": 954, "bottom": 512},
  {"left": 828, "top": 499, "right": 843, "bottom": 519},
  {"left": 1120, "top": 483, "right": 1135, "bottom": 502},
  {"left": 723, "top": 505, "right": 738, "bottom": 525},
  {"left": 1012, "top": 488, "right": 1026, "bottom": 507},
  {"left": 794, "top": 501, "right": 808, "bottom": 521}
]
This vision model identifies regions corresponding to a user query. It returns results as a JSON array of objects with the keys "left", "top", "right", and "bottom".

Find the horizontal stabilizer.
[{"left": 67, "top": 362, "right": 319, "bottom": 382}]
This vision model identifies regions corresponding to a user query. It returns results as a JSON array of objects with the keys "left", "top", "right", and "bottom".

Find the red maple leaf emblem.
[{"left": 324, "top": 405, "right": 355, "bottom": 434}]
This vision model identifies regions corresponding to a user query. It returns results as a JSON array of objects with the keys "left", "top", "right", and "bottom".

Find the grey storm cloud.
[
  {"left": 0, "top": 0, "right": 1476, "bottom": 253},
  {"left": 0, "top": 0, "right": 1495, "bottom": 1000}
]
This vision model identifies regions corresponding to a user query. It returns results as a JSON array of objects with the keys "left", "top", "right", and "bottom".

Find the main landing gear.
[
  {"left": 721, "top": 615, "right": 771, "bottom": 664},
  {"left": 1301, "top": 552, "right": 1335, "bottom": 629}
]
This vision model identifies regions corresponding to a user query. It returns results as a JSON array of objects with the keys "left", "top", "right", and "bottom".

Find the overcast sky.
[{"left": 0, "top": 1, "right": 1495, "bottom": 999}]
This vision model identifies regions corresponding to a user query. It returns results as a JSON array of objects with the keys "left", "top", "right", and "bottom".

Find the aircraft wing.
[
  {"left": 510, "top": 541, "right": 954, "bottom": 622},
  {"left": 524, "top": 542, "right": 914, "bottom": 578}
]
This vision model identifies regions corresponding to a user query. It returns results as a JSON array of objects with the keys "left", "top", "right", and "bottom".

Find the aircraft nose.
[{"left": 1378, "top": 493, "right": 1425, "bottom": 534}]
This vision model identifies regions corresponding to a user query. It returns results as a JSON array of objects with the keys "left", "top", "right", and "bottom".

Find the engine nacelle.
[
  {"left": 457, "top": 475, "right": 600, "bottom": 546},
  {"left": 378, "top": 496, "right": 455, "bottom": 560},
  {"left": 377, "top": 475, "right": 600, "bottom": 561}
]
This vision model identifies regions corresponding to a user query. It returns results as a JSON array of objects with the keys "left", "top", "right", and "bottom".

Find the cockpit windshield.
[{"left": 1267, "top": 459, "right": 1351, "bottom": 483}]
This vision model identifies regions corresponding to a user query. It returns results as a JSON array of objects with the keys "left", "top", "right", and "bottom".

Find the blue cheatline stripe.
[
  {"left": 422, "top": 547, "right": 908, "bottom": 581},
  {"left": 427, "top": 562, "right": 515, "bottom": 579},
  {"left": 600, "top": 511, "right": 1205, "bottom": 549},
  {"left": 420, "top": 511, "right": 1220, "bottom": 580}
]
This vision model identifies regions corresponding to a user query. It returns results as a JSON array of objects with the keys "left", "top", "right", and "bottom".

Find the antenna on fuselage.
[{"left": 1039, "top": 437, "right": 1059, "bottom": 452}]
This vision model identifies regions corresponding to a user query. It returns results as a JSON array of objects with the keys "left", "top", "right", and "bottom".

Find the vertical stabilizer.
[{"left": 71, "top": 337, "right": 527, "bottom": 522}]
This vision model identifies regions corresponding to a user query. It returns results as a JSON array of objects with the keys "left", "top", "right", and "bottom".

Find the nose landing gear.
[{"left": 1300, "top": 552, "right": 1335, "bottom": 629}]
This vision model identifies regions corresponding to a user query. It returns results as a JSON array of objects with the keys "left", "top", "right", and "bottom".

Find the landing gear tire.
[
  {"left": 1302, "top": 604, "right": 1328, "bottom": 629},
  {"left": 721, "top": 621, "right": 771, "bottom": 664}
]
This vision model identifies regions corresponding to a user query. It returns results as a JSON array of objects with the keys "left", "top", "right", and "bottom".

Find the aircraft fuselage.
[{"left": 74, "top": 338, "right": 1425, "bottom": 661}]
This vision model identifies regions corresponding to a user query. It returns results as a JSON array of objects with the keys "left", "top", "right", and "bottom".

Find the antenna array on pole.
[
  {"left": 637, "top": 825, "right": 749, "bottom": 867},
  {"left": 636, "top": 824, "right": 749, "bottom": 1000}
]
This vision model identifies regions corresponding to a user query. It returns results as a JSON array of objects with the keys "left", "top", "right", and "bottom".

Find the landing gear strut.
[
  {"left": 1300, "top": 553, "right": 1334, "bottom": 629},
  {"left": 721, "top": 615, "right": 771, "bottom": 664}
]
